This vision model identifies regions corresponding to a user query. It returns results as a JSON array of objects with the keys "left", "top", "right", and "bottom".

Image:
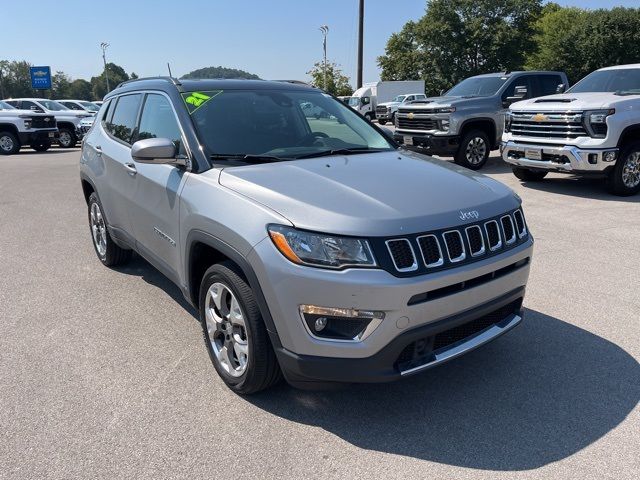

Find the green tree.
[
  {"left": 90, "top": 62, "right": 131, "bottom": 99},
  {"left": 307, "top": 61, "right": 353, "bottom": 96},
  {"left": 378, "top": 0, "right": 542, "bottom": 95},
  {"left": 68, "top": 79, "right": 93, "bottom": 100},
  {"left": 527, "top": 6, "right": 640, "bottom": 84},
  {"left": 51, "top": 71, "right": 72, "bottom": 98},
  {"left": 181, "top": 66, "right": 260, "bottom": 80}
]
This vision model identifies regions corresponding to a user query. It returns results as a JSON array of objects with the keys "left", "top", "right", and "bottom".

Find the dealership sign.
[{"left": 30, "top": 66, "right": 52, "bottom": 90}]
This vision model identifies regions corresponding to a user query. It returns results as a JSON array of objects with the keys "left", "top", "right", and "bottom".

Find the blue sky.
[{"left": 1, "top": 0, "right": 636, "bottom": 85}]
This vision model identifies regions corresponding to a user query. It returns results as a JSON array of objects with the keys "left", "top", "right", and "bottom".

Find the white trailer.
[{"left": 348, "top": 80, "right": 425, "bottom": 120}]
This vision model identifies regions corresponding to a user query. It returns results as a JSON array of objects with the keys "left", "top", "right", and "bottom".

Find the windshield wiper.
[
  {"left": 210, "top": 153, "right": 286, "bottom": 163},
  {"left": 292, "top": 147, "right": 389, "bottom": 160}
]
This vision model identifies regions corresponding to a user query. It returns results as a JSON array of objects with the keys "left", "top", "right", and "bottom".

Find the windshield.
[
  {"left": 446, "top": 76, "right": 508, "bottom": 97},
  {"left": 392, "top": 95, "right": 407, "bottom": 102},
  {"left": 348, "top": 96, "right": 360, "bottom": 107},
  {"left": 0, "top": 101, "right": 15, "bottom": 110},
  {"left": 186, "top": 89, "right": 393, "bottom": 162},
  {"left": 568, "top": 68, "right": 640, "bottom": 95},
  {"left": 79, "top": 101, "right": 100, "bottom": 111},
  {"left": 38, "top": 100, "right": 69, "bottom": 111}
]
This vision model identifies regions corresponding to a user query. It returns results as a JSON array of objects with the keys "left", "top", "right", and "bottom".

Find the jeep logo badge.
[{"left": 459, "top": 210, "right": 480, "bottom": 221}]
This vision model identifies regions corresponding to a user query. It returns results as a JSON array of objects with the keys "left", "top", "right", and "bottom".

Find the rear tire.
[
  {"left": 58, "top": 128, "right": 77, "bottom": 148},
  {"left": 606, "top": 141, "right": 640, "bottom": 196},
  {"left": 455, "top": 130, "right": 490, "bottom": 170},
  {"left": 31, "top": 140, "right": 51, "bottom": 152},
  {"left": 87, "top": 192, "right": 132, "bottom": 267},
  {"left": 199, "top": 262, "right": 281, "bottom": 394},
  {"left": 512, "top": 167, "right": 548, "bottom": 182},
  {"left": 0, "top": 131, "right": 20, "bottom": 155}
]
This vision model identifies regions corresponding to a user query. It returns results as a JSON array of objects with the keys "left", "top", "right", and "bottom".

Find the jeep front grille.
[{"left": 383, "top": 209, "right": 528, "bottom": 276}]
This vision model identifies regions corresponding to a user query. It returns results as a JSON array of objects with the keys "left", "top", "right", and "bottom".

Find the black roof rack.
[{"left": 115, "top": 76, "right": 182, "bottom": 89}]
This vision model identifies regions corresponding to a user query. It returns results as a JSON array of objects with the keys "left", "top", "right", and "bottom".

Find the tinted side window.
[
  {"left": 503, "top": 76, "right": 532, "bottom": 99},
  {"left": 21, "top": 100, "right": 39, "bottom": 110},
  {"left": 106, "top": 94, "right": 142, "bottom": 144},
  {"left": 136, "top": 94, "right": 183, "bottom": 152},
  {"left": 538, "top": 75, "right": 563, "bottom": 96}
]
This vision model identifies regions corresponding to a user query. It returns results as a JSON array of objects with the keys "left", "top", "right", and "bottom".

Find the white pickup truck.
[
  {"left": 502, "top": 64, "right": 640, "bottom": 196},
  {"left": 0, "top": 100, "right": 58, "bottom": 154}
]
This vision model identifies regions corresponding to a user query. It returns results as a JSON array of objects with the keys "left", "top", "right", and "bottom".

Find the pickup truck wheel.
[
  {"left": 455, "top": 130, "right": 489, "bottom": 170},
  {"left": 31, "top": 141, "right": 51, "bottom": 152},
  {"left": 87, "top": 192, "right": 132, "bottom": 266},
  {"left": 607, "top": 142, "right": 640, "bottom": 196},
  {"left": 512, "top": 167, "right": 548, "bottom": 182},
  {"left": 0, "top": 131, "right": 20, "bottom": 155},
  {"left": 378, "top": 119, "right": 387, "bottom": 125},
  {"left": 58, "top": 128, "right": 77, "bottom": 148},
  {"left": 199, "top": 262, "right": 281, "bottom": 394}
]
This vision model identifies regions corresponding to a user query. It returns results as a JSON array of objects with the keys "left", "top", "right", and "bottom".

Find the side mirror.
[
  {"left": 556, "top": 83, "right": 566, "bottom": 94},
  {"left": 131, "top": 138, "right": 185, "bottom": 166},
  {"left": 503, "top": 85, "right": 528, "bottom": 107}
]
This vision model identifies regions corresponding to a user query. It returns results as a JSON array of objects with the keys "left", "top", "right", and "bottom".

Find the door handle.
[{"left": 124, "top": 162, "right": 137, "bottom": 175}]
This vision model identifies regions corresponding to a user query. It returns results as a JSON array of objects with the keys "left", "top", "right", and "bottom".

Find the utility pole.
[
  {"left": 357, "top": 0, "right": 364, "bottom": 89},
  {"left": 0, "top": 66, "right": 4, "bottom": 99},
  {"left": 319, "top": 25, "right": 329, "bottom": 90},
  {"left": 100, "top": 42, "right": 111, "bottom": 93}
]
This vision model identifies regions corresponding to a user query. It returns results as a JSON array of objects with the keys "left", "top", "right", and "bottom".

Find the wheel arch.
[
  {"left": 0, "top": 123, "right": 20, "bottom": 138},
  {"left": 185, "top": 230, "right": 282, "bottom": 349},
  {"left": 459, "top": 118, "right": 498, "bottom": 149},
  {"left": 79, "top": 172, "right": 96, "bottom": 205},
  {"left": 617, "top": 124, "right": 640, "bottom": 149}
]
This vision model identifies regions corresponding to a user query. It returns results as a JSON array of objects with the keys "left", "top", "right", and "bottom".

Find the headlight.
[
  {"left": 435, "top": 106, "right": 455, "bottom": 113},
  {"left": 439, "top": 119, "right": 450, "bottom": 131},
  {"left": 504, "top": 111, "right": 512, "bottom": 132},
  {"left": 23, "top": 119, "right": 32, "bottom": 129},
  {"left": 583, "top": 109, "right": 614, "bottom": 138},
  {"left": 268, "top": 225, "right": 377, "bottom": 269}
]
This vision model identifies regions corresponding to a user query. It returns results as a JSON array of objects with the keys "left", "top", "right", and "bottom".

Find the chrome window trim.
[
  {"left": 416, "top": 234, "right": 444, "bottom": 268},
  {"left": 385, "top": 238, "right": 418, "bottom": 272}
]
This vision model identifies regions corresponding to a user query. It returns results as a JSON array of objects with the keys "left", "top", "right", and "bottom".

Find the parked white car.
[
  {"left": 58, "top": 99, "right": 100, "bottom": 115},
  {"left": 375, "top": 93, "right": 427, "bottom": 125}
]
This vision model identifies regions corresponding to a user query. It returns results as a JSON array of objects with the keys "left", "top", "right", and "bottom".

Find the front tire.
[
  {"left": 512, "top": 167, "right": 548, "bottom": 182},
  {"left": 606, "top": 142, "right": 640, "bottom": 196},
  {"left": 199, "top": 262, "right": 281, "bottom": 394},
  {"left": 378, "top": 119, "right": 387, "bottom": 125},
  {"left": 58, "top": 128, "right": 77, "bottom": 148},
  {"left": 87, "top": 192, "right": 132, "bottom": 266},
  {"left": 0, "top": 131, "right": 20, "bottom": 155},
  {"left": 455, "top": 130, "right": 490, "bottom": 170}
]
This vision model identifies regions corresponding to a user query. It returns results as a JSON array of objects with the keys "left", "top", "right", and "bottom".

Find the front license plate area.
[
  {"left": 525, "top": 148, "right": 542, "bottom": 160},
  {"left": 48, "top": 132, "right": 55, "bottom": 138},
  {"left": 404, "top": 136, "right": 414, "bottom": 146}
]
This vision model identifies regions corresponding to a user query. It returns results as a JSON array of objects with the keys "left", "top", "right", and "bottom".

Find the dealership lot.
[{"left": 0, "top": 150, "right": 638, "bottom": 479}]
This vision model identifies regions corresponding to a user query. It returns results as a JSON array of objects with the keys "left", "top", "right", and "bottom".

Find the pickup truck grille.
[
  {"left": 375, "top": 106, "right": 389, "bottom": 115},
  {"left": 509, "top": 111, "right": 587, "bottom": 138},
  {"left": 396, "top": 117, "right": 438, "bottom": 130},
  {"left": 380, "top": 209, "right": 528, "bottom": 277},
  {"left": 30, "top": 116, "right": 56, "bottom": 129}
]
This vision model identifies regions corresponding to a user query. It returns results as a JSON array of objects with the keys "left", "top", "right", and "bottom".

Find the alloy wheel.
[
  {"left": 59, "top": 131, "right": 72, "bottom": 148},
  {"left": 465, "top": 137, "right": 487, "bottom": 165},
  {"left": 0, "top": 135, "right": 14, "bottom": 152},
  {"left": 621, "top": 151, "right": 640, "bottom": 188},
  {"left": 90, "top": 202, "right": 107, "bottom": 256},
  {"left": 205, "top": 282, "right": 249, "bottom": 377}
]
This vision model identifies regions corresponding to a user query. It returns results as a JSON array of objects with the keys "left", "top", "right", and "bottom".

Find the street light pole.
[
  {"left": 357, "top": 0, "right": 364, "bottom": 89},
  {"left": 100, "top": 42, "right": 111, "bottom": 93},
  {"left": 319, "top": 25, "right": 329, "bottom": 90}
]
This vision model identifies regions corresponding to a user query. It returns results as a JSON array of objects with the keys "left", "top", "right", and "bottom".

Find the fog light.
[
  {"left": 314, "top": 317, "right": 328, "bottom": 332},
  {"left": 299, "top": 305, "right": 385, "bottom": 341},
  {"left": 603, "top": 150, "right": 617, "bottom": 162}
]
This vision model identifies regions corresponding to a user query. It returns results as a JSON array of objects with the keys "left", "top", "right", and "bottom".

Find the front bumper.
[
  {"left": 394, "top": 132, "right": 460, "bottom": 155},
  {"left": 18, "top": 129, "right": 58, "bottom": 145},
  {"left": 501, "top": 140, "right": 618, "bottom": 173},
  {"left": 277, "top": 288, "right": 524, "bottom": 384},
  {"left": 376, "top": 111, "right": 393, "bottom": 121},
  {"left": 248, "top": 234, "right": 532, "bottom": 382}
]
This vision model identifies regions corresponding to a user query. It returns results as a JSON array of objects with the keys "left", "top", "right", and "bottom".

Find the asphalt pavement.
[{"left": 0, "top": 148, "right": 638, "bottom": 479}]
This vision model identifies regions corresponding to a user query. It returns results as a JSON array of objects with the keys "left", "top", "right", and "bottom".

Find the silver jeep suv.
[{"left": 80, "top": 77, "right": 533, "bottom": 393}]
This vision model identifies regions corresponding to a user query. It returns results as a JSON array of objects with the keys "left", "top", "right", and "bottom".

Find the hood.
[
  {"left": 218, "top": 150, "right": 518, "bottom": 237},
  {"left": 401, "top": 95, "right": 486, "bottom": 110},
  {"left": 0, "top": 108, "right": 49, "bottom": 117},
  {"left": 510, "top": 92, "right": 637, "bottom": 111},
  {"left": 377, "top": 101, "right": 401, "bottom": 108}
]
